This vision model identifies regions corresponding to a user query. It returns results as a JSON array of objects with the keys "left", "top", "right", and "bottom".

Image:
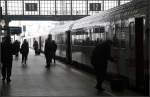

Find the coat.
[
  {"left": 44, "top": 39, "right": 53, "bottom": 57},
  {"left": 20, "top": 42, "right": 29, "bottom": 55},
  {"left": 91, "top": 41, "right": 113, "bottom": 70},
  {"left": 1, "top": 41, "right": 13, "bottom": 64}
]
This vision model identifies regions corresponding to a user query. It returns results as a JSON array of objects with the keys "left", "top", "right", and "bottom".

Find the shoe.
[
  {"left": 6, "top": 78, "right": 11, "bottom": 82},
  {"left": 45, "top": 64, "right": 50, "bottom": 68},
  {"left": 45, "top": 65, "right": 49, "bottom": 68}
]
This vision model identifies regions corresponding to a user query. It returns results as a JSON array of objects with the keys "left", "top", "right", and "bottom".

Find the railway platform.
[{"left": 0, "top": 49, "right": 143, "bottom": 96}]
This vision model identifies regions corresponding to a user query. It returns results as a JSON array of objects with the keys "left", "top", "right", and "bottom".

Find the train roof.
[
  {"left": 72, "top": 0, "right": 148, "bottom": 30},
  {"left": 50, "top": 0, "right": 148, "bottom": 33}
]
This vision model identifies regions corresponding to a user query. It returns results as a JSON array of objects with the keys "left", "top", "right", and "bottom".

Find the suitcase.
[
  {"left": 36, "top": 49, "right": 41, "bottom": 55},
  {"left": 110, "top": 77, "right": 125, "bottom": 91}
]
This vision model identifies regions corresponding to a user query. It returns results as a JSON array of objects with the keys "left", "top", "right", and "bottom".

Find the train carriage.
[
  {"left": 71, "top": 0, "right": 149, "bottom": 91},
  {"left": 29, "top": 0, "right": 149, "bottom": 93}
]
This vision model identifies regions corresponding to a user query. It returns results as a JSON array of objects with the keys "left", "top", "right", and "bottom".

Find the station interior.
[{"left": 0, "top": 0, "right": 149, "bottom": 96}]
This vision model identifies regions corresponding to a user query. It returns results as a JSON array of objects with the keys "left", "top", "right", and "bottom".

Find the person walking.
[
  {"left": 33, "top": 39, "right": 39, "bottom": 55},
  {"left": 13, "top": 40, "right": 20, "bottom": 60},
  {"left": 52, "top": 40, "right": 57, "bottom": 63},
  {"left": 44, "top": 34, "right": 53, "bottom": 68},
  {"left": 1, "top": 35, "right": 14, "bottom": 82},
  {"left": 20, "top": 39, "right": 29, "bottom": 65},
  {"left": 91, "top": 40, "right": 115, "bottom": 91}
]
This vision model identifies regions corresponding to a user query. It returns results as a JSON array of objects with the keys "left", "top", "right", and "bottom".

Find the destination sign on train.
[{"left": 9, "top": 27, "right": 22, "bottom": 35}]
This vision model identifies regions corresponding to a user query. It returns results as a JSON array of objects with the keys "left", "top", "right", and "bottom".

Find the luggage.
[
  {"left": 36, "top": 49, "right": 41, "bottom": 55},
  {"left": 110, "top": 77, "right": 126, "bottom": 91}
]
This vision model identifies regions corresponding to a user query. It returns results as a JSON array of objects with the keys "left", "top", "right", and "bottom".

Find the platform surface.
[{"left": 0, "top": 49, "right": 142, "bottom": 96}]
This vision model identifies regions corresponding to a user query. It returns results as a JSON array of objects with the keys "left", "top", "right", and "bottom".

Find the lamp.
[{"left": 0, "top": 19, "right": 6, "bottom": 28}]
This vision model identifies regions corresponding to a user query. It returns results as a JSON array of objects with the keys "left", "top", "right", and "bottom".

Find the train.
[{"left": 26, "top": 0, "right": 149, "bottom": 93}]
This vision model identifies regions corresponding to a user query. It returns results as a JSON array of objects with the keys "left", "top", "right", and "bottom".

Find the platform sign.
[
  {"left": 9, "top": 27, "right": 22, "bottom": 35},
  {"left": 25, "top": 3, "right": 38, "bottom": 11},
  {"left": 90, "top": 3, "right": 101, "bottom": 11}
]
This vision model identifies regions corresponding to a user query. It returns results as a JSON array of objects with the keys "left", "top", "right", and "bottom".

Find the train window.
[
  {"left": 120, "top": 19, "right": 129, "bottom": 48},
  {"left": 72, "top": 29, "right": 94, "bottom": 46},
  {"left": 94, "top": 27, "right": 105, "bottom": 33},
  {"left": 129, "top": 22, "right": 135, "bottom": 49},
  {"left": 55, "top": 33, "right": 66, "bottom": 44},
  {"left": 72, "top": 27, "right": 107, "bottom": 46}
]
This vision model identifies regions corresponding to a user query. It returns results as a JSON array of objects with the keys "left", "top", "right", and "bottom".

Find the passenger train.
[{"left": 26, "top": 0, "right": 149, "bottom": 93}]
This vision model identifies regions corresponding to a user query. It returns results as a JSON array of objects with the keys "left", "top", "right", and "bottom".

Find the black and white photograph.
[{"left": 0, "top": 0, "right": 149, "bottom": 96}]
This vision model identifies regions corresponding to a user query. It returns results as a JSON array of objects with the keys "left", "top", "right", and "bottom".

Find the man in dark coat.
[
  {"left": 1, "top": 35, "right": 13, "bottom": 82},
  {"left": 44, "top": 34, "right": 53, "bottom": 68},
  {"left": 33, "top": 39, "right": 39, "bottom": 55},
  {"left": 20, "top": 39, "right": 29, "bottom": 64},
  {"left": 91, "top": 40, "right": 114, "bottom": 91},
  {"left": 13, "top": 40, "right": 20, "bottom": 59}
]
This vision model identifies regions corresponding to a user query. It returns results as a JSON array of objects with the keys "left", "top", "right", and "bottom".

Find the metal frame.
[{"left": 0, "top": 0, "right": 132, "bottom": 16}]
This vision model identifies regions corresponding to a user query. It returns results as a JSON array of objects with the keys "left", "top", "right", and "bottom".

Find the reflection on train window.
[
  {"left": 72, "top": 26, "right": 105, "bottom": 46},
  {"left": 129, "top": 22, "right": 135, "bottom": 49},
  {"left": 55, "top": 33, "right": 66, "bottom": 44},
  {"left": 114, "top": 21, "right": 129, "bottom": 49}
]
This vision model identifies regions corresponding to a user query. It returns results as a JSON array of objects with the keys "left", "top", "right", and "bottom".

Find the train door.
[
  {"left": 129, "top": 21, "right": 136, "bottom": 87},
  {"left": 129, "top": 17, "right": 145, "bottom": 90},
  {"left": 66, "top": 30, "right": 72, "bottom": 64},
  {"left": 135, "top": 17, "right": 145, "bottom": 90}
]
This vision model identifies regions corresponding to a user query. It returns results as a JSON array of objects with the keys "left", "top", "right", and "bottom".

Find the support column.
[
  {"left": 102, "top": 0, "right": 104, "bottom": 11},
  {"left": 144, "top": 0, "right": 150, "bottom": 95},
  {"left": 71, "top": 0, "right": 72, "bottom": 15},
  {"left": 86, "top": 0, "right": 88, "bottom": 15},
  {"left": 23, "top": 0, "right": 24, "bottom": 15},
  {"left": 118, "top": 0, "right": 121, "bottom": 6},
  {"left": 55, "top": 0, "right": 56, "bottom": 15},
  {"left": 39, "top": 0, "right": 40, "bottom": 15},
  {"left": 5, "top": 0, "right": 7, "bottom": 15}
]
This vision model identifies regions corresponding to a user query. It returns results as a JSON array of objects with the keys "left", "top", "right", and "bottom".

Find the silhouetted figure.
[
  {"left": 44, "top": 34, "right": 53, "bottom": 68},
  {"left": 33, "top": 39, "right": 39, "bottom": 55},
  {"left": 13, "top": 40, "right": 20, "bottom": 60},
  {"left": 1, "top": 35, "right": 13, "bottom": 82},
  {"left": 91, "top": 40, "right": 114, "bottom": 91},
  {"left": 52, "top": 40, "right": 57, "bottom": 63},
  {"left": 20, "top": 39, "right": 29, "bottom": 65}
]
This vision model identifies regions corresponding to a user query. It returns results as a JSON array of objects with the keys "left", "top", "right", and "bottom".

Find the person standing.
[
  {"left": 1, "top": 35, "right": 13, "bottom": 82},
  {"left": 44, "top": 34, "right": 53, "bottom": 68},
  {"left": 52, "top": 40, "right": 57, "bottom": 63},
  {"left": 33, "top": 39, "right": 39, "bottom": 55},
  {"left": 20, "top": 39, "right": 29, "bottom": 65},
  {"left": 91, "top": 40, "right": 115, "bottom": 91}
]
